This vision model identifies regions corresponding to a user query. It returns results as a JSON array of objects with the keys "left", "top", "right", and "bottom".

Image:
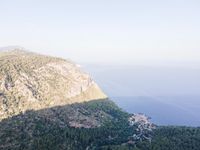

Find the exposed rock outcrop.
[{"left": 0, "top": 48, "right": 107, "bottom": 121}]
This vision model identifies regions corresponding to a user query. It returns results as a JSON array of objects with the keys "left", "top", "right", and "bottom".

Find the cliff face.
[{"left": 0, "top": 49, "right": 107, "bottom": 121}]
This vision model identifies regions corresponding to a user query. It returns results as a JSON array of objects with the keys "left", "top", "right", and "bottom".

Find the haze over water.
[
  {"left": 1, "top": 0, "right": 200, "bottom": 126},
  {"left": 84, "top": 64, "right": 200, "bottom": 126}
]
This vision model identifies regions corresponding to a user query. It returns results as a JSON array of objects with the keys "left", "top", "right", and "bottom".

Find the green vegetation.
[
  {"left": 1, "top": 50, "right": 200, "bottom": 150},
  {"left": 101, "top": 126, "right": 200, "bottom": 150},
  {"left": 0, "top": 100, "right": 136, "bottom": 150},
  {"left": 0, "top": 49, "right": 65, "bottom": 75},
  {"left": 1, "top": 99, "right": 199, "bottom": 150}
]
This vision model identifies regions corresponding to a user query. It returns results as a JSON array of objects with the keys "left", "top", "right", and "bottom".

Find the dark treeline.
[{"left": 0, "top": 100, "right": 200, "bottom": 150}]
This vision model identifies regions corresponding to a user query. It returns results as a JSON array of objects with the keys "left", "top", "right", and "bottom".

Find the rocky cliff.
[{"left": 0, "top": 48, "right": 107, "bottom": 121}]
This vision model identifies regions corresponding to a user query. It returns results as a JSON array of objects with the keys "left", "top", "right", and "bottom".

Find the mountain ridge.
[
  {"left": 0, "top": 48, "right": 107, "bottom": 121},
  {"left": 1, "top": 48, "right": 200, "bottom": 150}
]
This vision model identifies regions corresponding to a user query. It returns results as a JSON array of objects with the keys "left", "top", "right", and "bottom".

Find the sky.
[{"left": 0, "top": 0, "right": 200, "bottom": 65}]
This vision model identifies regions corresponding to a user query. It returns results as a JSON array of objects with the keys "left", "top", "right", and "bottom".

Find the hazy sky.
[{"left": 0, "top": 0, "right": 200, "bottom": 64}]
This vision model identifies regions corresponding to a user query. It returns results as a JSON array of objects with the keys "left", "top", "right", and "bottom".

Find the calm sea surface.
[
  {"left": 84, "top": 65, "right": 200, "bottom": 126},
  {"left": 111, "top": 96, "right": 200, "bottom": 126}
]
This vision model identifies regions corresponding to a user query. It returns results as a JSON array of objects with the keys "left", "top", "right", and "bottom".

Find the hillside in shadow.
[
  {"left": 1, "top": 99, "right": 200, "bottom": 150},
  {"left": 0, "top": 99, "right": 134, "bottom": 150}
]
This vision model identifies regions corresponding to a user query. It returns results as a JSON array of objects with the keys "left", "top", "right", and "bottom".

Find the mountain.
[
  {"left": 0, "top": 48, "right": 135, "bottom": 149},
  {"left": 0, "top": 48, "right": 200, "bottom": 150},
  {"left": 0, "top": 48, "right": 107, "bottom": 123}
]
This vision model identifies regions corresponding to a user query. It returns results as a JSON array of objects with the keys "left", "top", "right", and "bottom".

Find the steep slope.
[
  {"left": 0, "top": 48, "right": 138, "bottom": 149},
  {"left": 0, "top": 48, "right": 107, "bottom": 121},
  {"left": 0, "top": 99, "right": 135, "bottom": 150},
  {"left": 1, "top": 48, "right": 200, "bottom": 150}
]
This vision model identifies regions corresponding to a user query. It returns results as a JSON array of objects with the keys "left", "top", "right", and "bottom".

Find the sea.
[{"left": 84, "top": 64, "right": 200, "bottom": 126}]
